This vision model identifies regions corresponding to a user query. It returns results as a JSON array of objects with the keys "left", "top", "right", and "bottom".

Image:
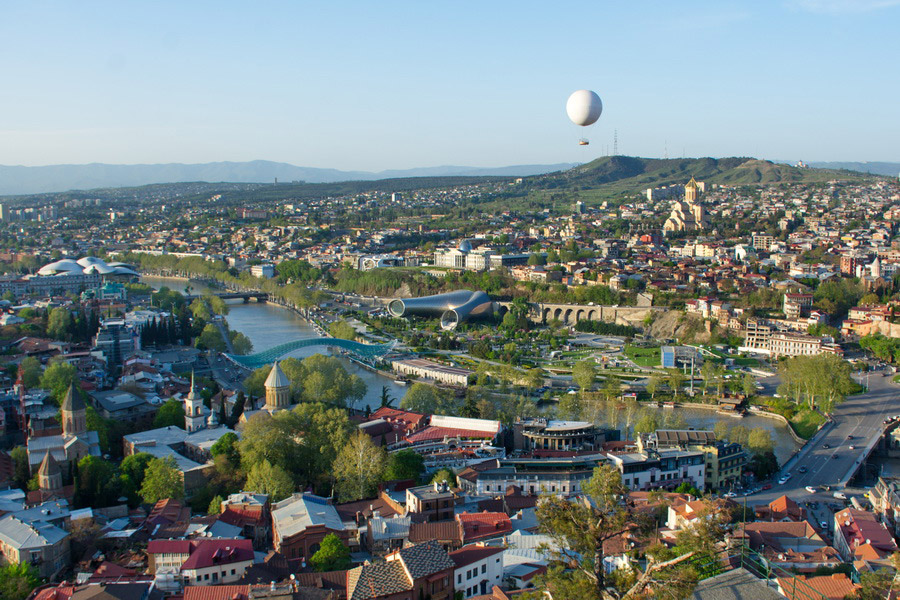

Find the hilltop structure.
[{"left": 664, "top": 177, "right": 709, "bottom": 233}]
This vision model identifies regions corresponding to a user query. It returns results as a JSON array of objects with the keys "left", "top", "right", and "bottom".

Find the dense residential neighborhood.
[{"left": 0, "top": 163, "right": 897, "bottom": 599}]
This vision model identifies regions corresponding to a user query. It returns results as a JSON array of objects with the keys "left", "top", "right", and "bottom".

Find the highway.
[{"left": 750, "top": 368, "right": 899, "bottom": 518}]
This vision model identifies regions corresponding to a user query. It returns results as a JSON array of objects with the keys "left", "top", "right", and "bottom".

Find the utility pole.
[{"left": 613, "top": 130, "right": 618, "bottom": 156}]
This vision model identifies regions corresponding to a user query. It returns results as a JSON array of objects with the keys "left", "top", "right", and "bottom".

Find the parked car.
[
  {"left": 798, "top": 466, "right": 808, "bottom": 473},
  {"left": 778, "top": 474, "right": 792, "bottom": 485}
]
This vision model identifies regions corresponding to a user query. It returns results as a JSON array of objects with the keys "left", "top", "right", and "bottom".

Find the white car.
[
  {"left": 805, "top": 486, "right": 817, "bottom": 493},
  {"left": 778, "top": 474, "right": 792, "bottom": 485}
]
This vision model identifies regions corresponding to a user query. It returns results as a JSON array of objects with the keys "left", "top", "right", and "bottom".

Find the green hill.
[{"left": 527, "top": 156, "right": 872, "bottom": 195}]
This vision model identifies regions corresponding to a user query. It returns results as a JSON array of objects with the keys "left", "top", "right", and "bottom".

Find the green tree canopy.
[
  {"left": 572, "top": 359, "right": 596, "bottom": 393},
  {"left": 140, "top": 456, "right": 184, "bottom": 503},
  {"left": 400, "top": 382, "right": 459, "bottom": 415},
  {"left": 328, "top": 320, "right": 357, "bottom": 341},
  {"left": 153, "top": 398, "right": 186, "bottom": 429},
  {"left": 384, "top": 449, "right": 424, "bottom": 482},
  {"left": 0, "top": 562, "right": 42, "bottom": 600},
  {"left": 245, "top": 460, "right": 294, "bottom": 502},
  {"left": 333, "top": 430, "right": 387, "bottom": 503},
  {"left": 309, "top": 533, "right": 351, "bottom": 572},
  {"left": 243, "top": 354, "right": 366, "bottom": 407},
  {"left": 19, "top": 356, "right": 42, "bottom": 389},
  {"left": 39, "top": 360, "right": 77, "bottom": 404}
]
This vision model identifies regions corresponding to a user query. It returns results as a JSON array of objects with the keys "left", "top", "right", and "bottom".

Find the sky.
[{"left": 1, "top": 0, "right": 898, "bottom": 170}]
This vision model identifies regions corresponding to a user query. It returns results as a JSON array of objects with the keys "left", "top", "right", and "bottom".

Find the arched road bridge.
[
  {"left": 225, "top": 338, "right": 396, "bottom": 370},
  {"left": 184, "top": 291, "right": 269, "bottom": 303}
]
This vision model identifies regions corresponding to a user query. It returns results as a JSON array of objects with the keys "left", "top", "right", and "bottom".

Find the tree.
[
  {"left": 39, "top": 360, "right": 77, "bottom": 403},
  {"left": 572, "top": 359, "right": 596, "bottom": 394},
  {"left": 76, "top": 456, "right": 118, "bottom": 508},
  {"left": 400, "top": 382, "right": 458, "bottom": 415},
  {"left": 741, "top": 372, "right": 757, "bottom": 398},
  {"left": 0, "top": 562, "right": 42, "bottom": 600},
  {"left": 309, "top": 533, "right": 351, "bottom": 572},
  {"left": 713, "top": 421, "right": 730, "bottom": 442},
  {"left": 431, "top": 469, "right": 456, "bottom": 487},
  {"left": 668, "top": 369, "right": 685, "bottom": 399},
  {"left": 379, "top": 385, "right": 395, "bottom": 408},
  {"left": 535, "top": 464, "right": 701, "bottom": 600},
  {"left": 19, "top": 356, "right": 41, "bottom": 389},
  {"left": 210, "top": 431, "right": 240, "bottom": 466},
  {"left": 844, "top": 552, "right": 900, "bottom": 600},
  {"left": 747, "top": 428, "right": 775, "bottom": 455},
  {"left": 646, "top": 373, "right": 662, "bottom": 400},
  {"left": 153, "top": 398, "right": 186, "bottom": 429},
  {"left": 208, "top": 495, "right": 224, "bottom": 515},
  {"left": 245, "top": 460, "right": 294, "bottom": 502},
  {"left": 384, "top": 449, "right": 424, "bottom": 482},
  {"left": 230, "top": 331, "right": 253, "bottom": 355},
  {"left": 47, "top": 307, "right": 73, "bottom": 341},
  {"left": 633, "top": 411, "right": 659, "bottom": 436},
  {"left": 141, "top": 456, "right": 184, "bottom": 503},
  {"left": 328, "top": 320, "right": 357, "bottom": 341},
  {"left": 9, "top": 447, "right": 29, "bottom": 490},
  {"left": 333, "top": 430, "right": 387, "bottom": 502},
  {"left": 119, "top": 452, "right": 154, "bottom": 505}
]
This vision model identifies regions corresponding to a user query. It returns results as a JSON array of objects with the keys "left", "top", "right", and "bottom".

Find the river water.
[
  {"left": 142, "top": 276, "right": 402, "bottom": 412},
  {"left": 142, "top": 276, "right": 800, "bottom": 462}
]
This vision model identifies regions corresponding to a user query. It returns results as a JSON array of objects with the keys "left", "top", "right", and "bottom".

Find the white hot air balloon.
[{"left": 566, "top": 90, "right": 603, "bottom": 145}]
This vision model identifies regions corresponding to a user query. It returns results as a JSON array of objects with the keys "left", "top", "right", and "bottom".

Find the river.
[
  {"left": 142, "top": 276, "right": 402, "bottom": 412},
  {"left": 142, "top": 276, "right": 800, "bottom": 461}
]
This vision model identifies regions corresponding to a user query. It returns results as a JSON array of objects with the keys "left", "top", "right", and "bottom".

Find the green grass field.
[
  {"left": 624, "top": 344, "right": 661, "bottom": 367},
  {"left": 790, "top": 409, "right": 826, "bottom": 439}
]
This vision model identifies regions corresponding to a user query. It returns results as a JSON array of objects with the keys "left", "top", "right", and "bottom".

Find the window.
[
  {"left": 458, "top": 575, "right": 462, "bottom": 584},
  {"left": 481, "top": 564, "right": 486, "bottom": 574}
]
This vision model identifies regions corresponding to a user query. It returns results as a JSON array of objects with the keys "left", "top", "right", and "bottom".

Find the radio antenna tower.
[
  {"left": 613, "top": 130, "right": 618, "bottom": 156},
  {"left": 664, "top": 140, "right": 668, "bottom": 159}
]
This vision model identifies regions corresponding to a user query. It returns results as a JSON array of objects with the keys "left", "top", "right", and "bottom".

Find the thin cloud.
[{"left": 790, "top": 0, "right": 900, "bottom": 13}]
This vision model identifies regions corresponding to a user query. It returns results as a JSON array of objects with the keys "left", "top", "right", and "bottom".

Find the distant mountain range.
[
  {"left": 807, "top": 161, "right": 900, "bottom": 177},
  {"left": 0, "top": 160, "right": 578, "bottom": 196}
]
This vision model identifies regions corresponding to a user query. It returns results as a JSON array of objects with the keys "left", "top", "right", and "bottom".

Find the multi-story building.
[
  {"left": 751, "top": 233, "right": 776, "bottom": 252},
  {"left": 641, "top": 430, "right": 746, "bottom": 490},
  {"left": 147, "top": 539, "right": 254, "bottom": 585},
  {"left": 512, "top": 418, "right": 607, "bottom": 452},
  {"left": 0, "top": 514, "right": 70, "bottom": 579},
  {"left": 346, "top": 540, "right": 456, "bottom": 600},
  {"left": 249, "top": 264, "right": 275, "bottom": 278},
  {"left": 870, "top": 476, "right": 900, "bottom": 537},
  {"left": 92, "top": 319, "right": 138, "bottom": 371},
  {"left": 433, "top": 246, "right": 530, "bottom": 272},
  {"left": 464, "top": 454, "right": 607, "bottom": 497},
  {"left": 606, "top": 450, "right": 705, "bottom": 492},
  {"left": 450, "top": 545, "right": 504, "bottom": 599},
  {"left": 832, "top": 508, "right": 898, "bottom": 567},
  {"left": 783, "top": 293, "right": 813, "bottom": 320},
  {"left": 406, "top": 482, "right": 456, "bottom": 522},
  {"left": 271, "top": 493, "right": 350, "bottom": 561}
]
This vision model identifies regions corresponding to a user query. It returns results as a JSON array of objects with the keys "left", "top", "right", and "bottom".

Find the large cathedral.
[{"left": 663, "top": 177, "right": 709, "bottom": 233}]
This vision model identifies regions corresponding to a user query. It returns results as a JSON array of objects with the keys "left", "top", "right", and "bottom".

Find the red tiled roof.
[
  {"left": 450, "top": 545, "right": 505, "bottom": 568},
  {"left": 184, "top": 585, "right": 249, "bottom": 600},
  {"left": 147, "top": 539, "right": 192, "bottom": 555},
  {"left": 406, "top": 427, "right": 497, "bottom": 443},
  {"left": 776, "top": 574, "right": 859, "bottom": 600},
  {"left": 218, "top": 507, "right": 265, "bottom": 528},
  {"left": 181, "top": 540, "right": 254, "bottom": 571},
  {"left": 456, "top": 512, "right": 513, "bottom": 542}
]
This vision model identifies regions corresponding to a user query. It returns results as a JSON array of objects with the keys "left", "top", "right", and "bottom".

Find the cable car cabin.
[{"left": 578, "top": 139, "right": 590, "bottom": 146}]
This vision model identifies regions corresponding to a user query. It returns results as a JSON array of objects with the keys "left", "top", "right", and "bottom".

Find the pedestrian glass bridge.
[{"left": 225, "top": 337, "right": 396, "bottom": 369}]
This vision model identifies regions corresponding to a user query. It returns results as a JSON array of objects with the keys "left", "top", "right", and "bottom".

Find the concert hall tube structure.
[{"left": 388, "top": 290, "right": 493, "bottom": 330}]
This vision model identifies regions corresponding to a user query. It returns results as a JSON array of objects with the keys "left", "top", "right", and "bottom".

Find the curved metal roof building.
[{"left": 388, "top": 290, "right": 493, "bottom": 330}]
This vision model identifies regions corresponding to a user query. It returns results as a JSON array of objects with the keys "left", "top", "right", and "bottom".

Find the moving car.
[
  {"left": 833, "top": 492, "right": 847, "bottom": 500},
  {"left": 805, "top": 486, "right": 817, "bottom": 493},
  {"left": 798, "top": 466, "right": 808, "bottom": 473},
  {"left": 778, "top": 474, "right": 792, "bottom": 485}
]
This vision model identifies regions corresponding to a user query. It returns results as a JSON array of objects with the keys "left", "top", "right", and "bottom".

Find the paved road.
[{"left": 751, "top": 369, "right": 898, "bottom": 508}]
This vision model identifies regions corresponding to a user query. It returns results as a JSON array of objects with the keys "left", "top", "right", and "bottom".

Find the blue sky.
[{"left": 1, "top": 0, "right": 898, "bottom": 169}]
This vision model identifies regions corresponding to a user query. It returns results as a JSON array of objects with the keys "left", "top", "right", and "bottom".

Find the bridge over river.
[
  {"left": 225, "top": 337, "right": 396, "bottom": 369},
  {"left": 184, "top": 291, "right": 269, "bottom": 302}
]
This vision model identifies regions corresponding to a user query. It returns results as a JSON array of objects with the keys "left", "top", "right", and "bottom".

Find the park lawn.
[
  {"left": 790, "top": 409, "right": 826, "bottom": 439},
  {"left": 624, "top": 344, "right": 661, "bottom": 367}
]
